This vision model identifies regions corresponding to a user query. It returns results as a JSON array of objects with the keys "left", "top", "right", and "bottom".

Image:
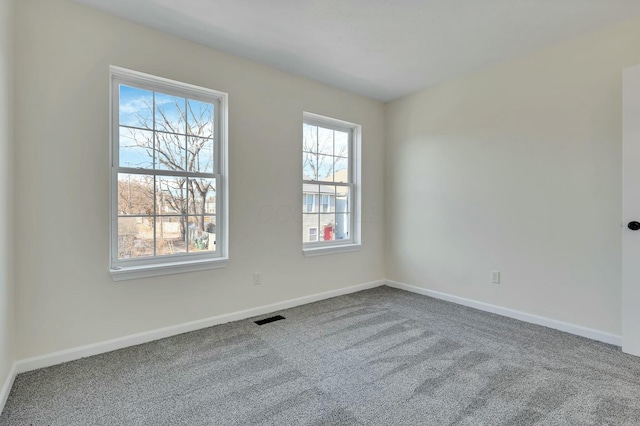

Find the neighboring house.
[{"left": 303, "top": 169, "right": 350, "bottom": 243}]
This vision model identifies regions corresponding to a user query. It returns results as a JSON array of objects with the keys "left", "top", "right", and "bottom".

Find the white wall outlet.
[
  {"left": 254, "top": 272, "right": 262, "bottom": 285},
  {"left": 491, "top": 271, "right": 500, "bottom": 284}
]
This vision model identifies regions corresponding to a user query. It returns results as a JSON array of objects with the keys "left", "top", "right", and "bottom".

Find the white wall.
[
  {"left": 0, "top": 0, "right": 15, "bottom": 385},
  {"left": 14, "top": 0, "right": 386, "bottom": 359},
  {"left": 386, "top": 16, "right": 640, "bottom": 335}
]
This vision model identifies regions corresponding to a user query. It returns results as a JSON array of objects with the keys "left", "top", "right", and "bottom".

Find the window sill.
[
  {"left": 110, "top": 257, "right": 228, "bottom": 281},
  {"left": 303, "top": 243, "right": 361, "bottom": 257}
]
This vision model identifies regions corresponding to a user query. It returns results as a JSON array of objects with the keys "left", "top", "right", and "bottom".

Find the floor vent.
[{"left": 254, "top": 315, "right": 286, "bottom": 325}]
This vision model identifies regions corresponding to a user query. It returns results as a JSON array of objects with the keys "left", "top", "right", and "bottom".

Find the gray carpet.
[{"left": 2, "top": 286, "right": 640, "bottom": 425}]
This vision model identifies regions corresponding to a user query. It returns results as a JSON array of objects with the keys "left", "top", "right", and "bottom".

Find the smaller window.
[{"left": 302, "top": 112, "right": 361, "bottom": 256}]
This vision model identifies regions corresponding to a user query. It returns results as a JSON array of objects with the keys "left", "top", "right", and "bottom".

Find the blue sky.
[{"left": 118, "top": 84, "right": 214, "bottom": 171}]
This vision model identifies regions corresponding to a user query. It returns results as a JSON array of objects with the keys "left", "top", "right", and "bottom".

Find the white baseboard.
[
  {"left": 15, "top": 280, "right": 385, "bottom": 374},
  {"left": 385, "top": 280, "right": 622, "bottom": 346},
  {"left": 0, "top": 362, "right": 17, "bottom": 415},
  {"left": 10, "top": 278, "right": 622, "bottom": 382}
]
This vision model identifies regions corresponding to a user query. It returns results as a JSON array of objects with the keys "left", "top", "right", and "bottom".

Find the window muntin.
[
  {"left": 110, "top": 67, "right": 228, "bottom": 275},
  {"left": 302, "top": 113, "right": 360, "bottom": 250}
]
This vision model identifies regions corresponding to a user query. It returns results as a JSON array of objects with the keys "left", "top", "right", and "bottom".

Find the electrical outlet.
[
  {"left": 491, "top": 271, "right": 500, "bottom": 284},
  {"left": 254, "top": 272, "right": 262, "bottom": 285}
]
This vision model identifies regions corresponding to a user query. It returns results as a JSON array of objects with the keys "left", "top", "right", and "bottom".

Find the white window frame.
[
  {"left": 308, "top": 227, "right": 318, "bottom": 242},
  {"left": 302, "top": 112, "right": 361, "bottom": 257},
  {"left": 109, "top": 66, "right": 229, "bottom": 280}
]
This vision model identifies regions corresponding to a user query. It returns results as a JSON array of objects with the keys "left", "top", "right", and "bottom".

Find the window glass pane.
[
  {"left": 117, "top": 174, "right": 153, "bottom": 215},
  {"left": 318, "top": 127, "right": 333, "bottom": 155},
  {"left": 119, "top": 127, "right": 153, "bottom": 169},
  {"left": 155, "top": 93, "right": 186, "bottom": 134},
  {"left": 303, "top": 214, "right": 320, "bottom": 242},
  {"left": 188, "top": 216, "right": 216, "bottom": 252},
  {"left": 319, "top": 214, "right": 336, "bottom": 242},
  {"left": 335, "top": 130, "right": 349, "bottom": 157},
  {"left": 119, "top": 85, "right": 153, "bottom": 129},
  {"left": 118, "top": 217, "right": 154, "bottom": 259},
  {"left": 334, "top": 157, "right": 349, "bottom": 183},
  {"left": 336, "top": 186, "right": 350, "bottom": 213},
  {"left": 156, "top": 216, "right": 187, "bottom": 256},
  {"left": 303, "top": 152, "right": 318, "bottom": 181},
  {"left": 187, "top": 137, "right": 214, "bottom": 173},
  {"left": 155, "top": 133, "right": 186, "bottom": 171},
  {"left": 188, "top": 177, "right": 216, "bottom": 215},
  {"left": 187, "top": 99, "right": 214, "bottom": 138},
  {"left": 335, "top": 213, "right": 351, "bottom": 241},
  {"left": 318, "top": 155, "right": 334, "bottom": 181},
  {"left": 156, "top": 176, "right": 186, "bottom": 215},
  {"left": 308, "top": 227, "right": 318, "bottom": 242},
  {"left": 303, "top": 123, "right": 317, "bottom": 153}
]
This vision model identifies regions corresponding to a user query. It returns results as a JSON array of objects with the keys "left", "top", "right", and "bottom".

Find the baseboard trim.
[
  {"left": 12, "top": 278, "right": 622, "bottom": 378},
  {"left": 385, "top": 280, "right": 622, "bottom": 346},
  {"left": 15, "top": 280, "right": 385, "bottom": 374},
  {"left": 0, "top": 362, "right": 17, "bottom": 415}
]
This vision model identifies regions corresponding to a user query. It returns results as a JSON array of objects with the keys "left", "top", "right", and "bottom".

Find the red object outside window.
[{"left": 323, "top": 225, "right": 333, "bottom": 241}]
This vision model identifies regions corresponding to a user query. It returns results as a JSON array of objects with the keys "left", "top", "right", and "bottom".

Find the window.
[
  {"left": 302, "top": 112, "right": 361, "bottom": 256},
  {"left": 305, "top": 193, "right": 316, "bottom": 213},
  {"left": 321, "top": 194, "right": 330, "bottom": 213},
  {"left": 109, "top": 66, "right": 228, "bottom": 280}
]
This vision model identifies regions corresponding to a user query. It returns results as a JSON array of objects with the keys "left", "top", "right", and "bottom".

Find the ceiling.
[{"left": 72, "top": 0, "right": 640, "bottom": 102}]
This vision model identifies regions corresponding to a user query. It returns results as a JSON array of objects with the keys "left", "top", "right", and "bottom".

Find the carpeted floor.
[{"left": 2, "top": 286, "right": 640, "bottom": 425}]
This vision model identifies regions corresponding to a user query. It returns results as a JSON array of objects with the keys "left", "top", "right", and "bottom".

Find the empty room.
[{"left": 2, "top": 0, "right": 640, "bottom": 424}]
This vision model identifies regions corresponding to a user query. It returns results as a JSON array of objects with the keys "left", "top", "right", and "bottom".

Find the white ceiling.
[{"left": 73, "top": 0, "right": 640, "bottom": 102}]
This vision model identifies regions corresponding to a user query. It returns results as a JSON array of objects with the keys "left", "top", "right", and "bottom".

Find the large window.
[
  {"left": 110, "top": 66, "right": 228, "bottom": 280},
  {"left": 302, "top": 112, "right": 361, "bottom": 255}
]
